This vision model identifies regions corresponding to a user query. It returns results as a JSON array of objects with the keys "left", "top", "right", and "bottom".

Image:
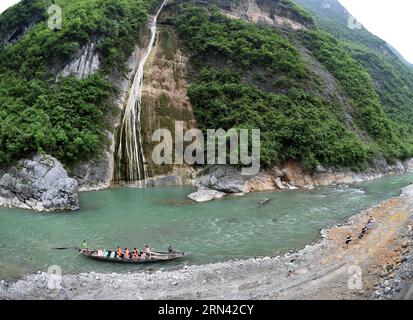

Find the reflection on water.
[{"left": 0, "top": 173, "right": 412, "bottom": 279}]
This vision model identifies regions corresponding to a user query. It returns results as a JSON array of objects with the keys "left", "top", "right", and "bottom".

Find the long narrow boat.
[{"left": 79, "top": 248, "right": 189, "bottom": 264}]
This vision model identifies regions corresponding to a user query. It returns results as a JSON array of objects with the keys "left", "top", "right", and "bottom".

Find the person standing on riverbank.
[
  {"left": 286, "top": 260, "right": 297, "bottom": 277},
  {"left": 345, "top": 235, "right": 352, "bottom": 247},
  {"left": 367, "top": 218, "right": 374, "bottom": 233}
]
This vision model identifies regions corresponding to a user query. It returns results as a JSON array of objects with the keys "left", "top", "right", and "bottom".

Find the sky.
[
  {"left": 0, "top": 0, "right": 19, "bottom": 15},
  {"left": 0, "top": 0, "right": 412, "bottom": 63}
]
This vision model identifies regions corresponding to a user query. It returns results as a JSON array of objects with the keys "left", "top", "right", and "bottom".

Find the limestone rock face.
[
  {"left": 197, "top": 166, "right": 248, "bottom": 193},
  {"left": 59, "top": 43, "right": 100, "bottom": 80},
  {"left": 71, "top": 149, "right": 113, "bottom": 192},
  {"left": 403, "top": 159, "right": 413, "bottom": 172},
  {"left": 216, "top": 0, "right": 314, "bottom": 30},
  {"left": 246, "top": 172, "right": 277, "bottom": 192},
  {"left": 281, "top": 161, "right": 314, "bottom": 189},
  {"left": 1, "top": 21, "right": 37, "bottom": 46},
  {"left": 146, "top": 167, "right": 196, "bottom": 187},
  {"left": 0, "top": 154, "right": 79, "bottom": 212}
]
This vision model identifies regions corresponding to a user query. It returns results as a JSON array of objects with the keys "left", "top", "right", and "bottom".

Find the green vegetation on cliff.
[
  {"left": 299, "top": 29, "right": 412, "bottom": 160},
  {"left": 0, "top": 74, "right": 116, "bottom": 164},
  {"left": 0, "top": 0, "right": 155, "bottom": 165},
  {"left": 176, "top": 4, "right": 370, "bottom": 170},
  {"left": 0, "top": 0, "right": 45, "bottom": 45},
  {"left": 348, "top": 45, "right": 413, "bottom": 135},
  {"left": 175, "top": 3, "right": 413, "bottom": 169},
  {"left": 279, "top": 0, "right": 314, "bottom": 25},
  {"left": 1, "top": 0, "right": 412, "bottom": 172},
  {"left": 295, "top": 0, "right": 413, "bottom": 149},
  {"left": 176, "top": 5, "right": 309, "bottom": 86},
  {"left": 188, "top": 68, "right": 368, "bottom": 169}
]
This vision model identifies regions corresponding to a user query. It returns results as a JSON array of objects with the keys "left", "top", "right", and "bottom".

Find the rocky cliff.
[
  {"left": 207, "top": 0, "right": 314, "bottom": 29},
  {"left": 0, "top": 154, "right": 79, "bottom": 211},
  {"left": 140, "top": 16, "right": 197, "bottom": 180}
]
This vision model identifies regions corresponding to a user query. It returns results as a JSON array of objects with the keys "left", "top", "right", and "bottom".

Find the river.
[{"left": 1, "top": 173, "right": 413, "bottom": 280}]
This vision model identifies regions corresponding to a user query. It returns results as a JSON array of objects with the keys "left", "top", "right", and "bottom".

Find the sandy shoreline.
[{"left": 1, "top": 185, "right": 413, "bottom": 300}]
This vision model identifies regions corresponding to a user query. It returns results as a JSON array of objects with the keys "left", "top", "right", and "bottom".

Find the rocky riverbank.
[
  {"left": 1, "top": 154, "right": 412, "bottom": 211},
  {"left": 2, "top": 184, "right": 413, "bottom": 300},
  {"left": 373, "top": 236, "right": 413, "bottom": 300},
  {"left": 188, "top": 159, "right": 413, "bottom": 202},
  {"left": 372, "top": 186, "right": 413, "bottom": 300}
]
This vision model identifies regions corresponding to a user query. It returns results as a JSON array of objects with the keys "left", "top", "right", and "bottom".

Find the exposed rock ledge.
[
  {"left": 0, "top": 154, "right": 79, "bottom": 212},
  {"left": 215, "top": 0, "right": 314, "bottom": 30},
  {"left": 188, "top": 158, "right": 413, "bottom": 202},
  {"left": 58, "top": 43, "right": 100, "bottom": 80}
]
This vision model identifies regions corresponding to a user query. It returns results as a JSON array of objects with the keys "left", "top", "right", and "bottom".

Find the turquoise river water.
[{"left": 1, "top": 173, "right": 413, "bottom": 279}]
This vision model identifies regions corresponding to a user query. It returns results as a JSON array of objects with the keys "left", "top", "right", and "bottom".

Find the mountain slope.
[
  {"left": 0, "top": 0, "right": 412, "bottom": 182},
  {"left": 0, "top": 0, "right": 156, "bottom": 166},
  {"left": 173, "top": 2, "right": 369, "bottom": 169},
  {"left": 294, "top": 0, "right": 413, "bottom": 135},
  {"left": 170, "top": 0, "right": 413, "bottom": 169}
]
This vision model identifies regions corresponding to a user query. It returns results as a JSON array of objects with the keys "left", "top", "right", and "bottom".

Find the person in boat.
[
  {"left": 143, "top": 245, "right": 151, "bottom": 255},
  {"left": 82, "top": 240, "right": 88, "bottom": 252},
  {"left": 132, "top": 247, "right": 140, "bottom": 259},
  {"left": 124, "top": 248, "right": 130, "bottom": 259},
  {"left": 116, "top": 246, "right": 123, "bottom": 258},
  {"left": 141, "top": 245, "right": 151, "bottom": 260},
  {"left": 168, "top": 244, "right": 175, "bottom": 254}
]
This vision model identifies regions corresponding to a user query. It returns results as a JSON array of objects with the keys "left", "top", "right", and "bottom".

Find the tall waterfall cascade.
[{"left": 115, "top": 0, "right": 168, "bottom": 185}]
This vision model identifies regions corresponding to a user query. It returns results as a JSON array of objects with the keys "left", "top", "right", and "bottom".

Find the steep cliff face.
[
  {"left": 202, "top": 0, "right": 314, "bottom": 29},
  {"left": 140, "top": 23, "right": 197, "bottom": 178},
  {"left": 58, "top": 43, "right": 101, "bottom": 80},
  {"left": 0, "top": 154, "right": 79, "bottom": 211},
  {"left": 0, "top": 0, "right": 158, "bottom": 194},
  {"left": 1, "top": 0, "right": 413, "bottom": 200},
  {"left": 72, "top": 25, "right": 154, "bottom": 190}
]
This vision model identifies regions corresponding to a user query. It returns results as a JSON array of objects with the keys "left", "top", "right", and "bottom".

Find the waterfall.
[{"left": 115, "top": 0, "right": 168, "bottom": 185}]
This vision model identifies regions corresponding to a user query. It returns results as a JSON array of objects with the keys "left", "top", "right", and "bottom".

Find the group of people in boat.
[
  {"left": 115, "top": 245, "right": 151, "bottom": 260},
  {"left": 81, "top": 241, "right": 176, "bottom": 260}
]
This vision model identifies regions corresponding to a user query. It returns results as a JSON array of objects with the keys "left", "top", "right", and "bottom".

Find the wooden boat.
[{"left": 79, "top": 248, "right": 189, "bottom": 264}]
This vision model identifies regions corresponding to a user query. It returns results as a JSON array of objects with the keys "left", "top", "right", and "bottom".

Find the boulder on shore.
[
  {"left": 401, "top": 184, "right": 413, "bottom": 197},
  {"left": 187, "top": 188, "right": 226, "bottom": 203},
  {"left": 197, "top": 166, "right": 248, "bottom": 193},
  {"left": 0, "top": 154, "right": 79, "bottom": 212}
]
